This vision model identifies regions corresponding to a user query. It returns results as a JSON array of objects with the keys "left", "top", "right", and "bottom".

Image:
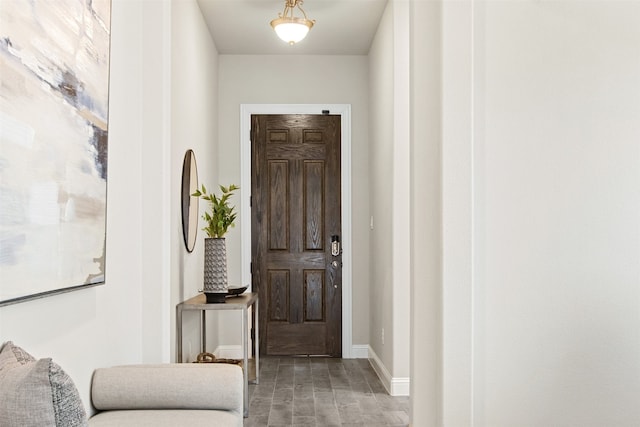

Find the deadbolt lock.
[{"left": 331, "top": 235, "right": 341, "bottom": 256}]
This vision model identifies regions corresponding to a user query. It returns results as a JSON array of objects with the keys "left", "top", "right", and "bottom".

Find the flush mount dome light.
[{"left": 270, "top": 0, "right": 315, "bottom": 45}]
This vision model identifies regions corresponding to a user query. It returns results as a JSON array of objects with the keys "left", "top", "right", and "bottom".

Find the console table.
[{"left": 176, "top": 292, "right": 259, "bottom": 417}]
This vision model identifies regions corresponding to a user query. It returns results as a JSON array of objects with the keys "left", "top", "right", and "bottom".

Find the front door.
[{"left": 251, "top": 114, "right": 342, "bottom": 356}]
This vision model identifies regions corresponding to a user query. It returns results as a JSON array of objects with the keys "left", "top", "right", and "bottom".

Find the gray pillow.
[
  {"left": 0, "top": 341, "right": 87, "bottom": 427},
  {"left": 0, "top": 340, "right": 35, "bottom": 366}
]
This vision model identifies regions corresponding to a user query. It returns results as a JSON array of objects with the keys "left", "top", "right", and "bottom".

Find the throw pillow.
[
  {"left": 49, "top": 359, "right": 88, "bottom": 426},
  {"left": 0, "top": 341, "right": 87, "bottom": 427},
  {"left": 0, "top": 340, "right": 35, "bottom": 366}
]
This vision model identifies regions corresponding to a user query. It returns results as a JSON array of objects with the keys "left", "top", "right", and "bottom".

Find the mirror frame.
[{"left": 181, "top": 149, "right": 199, "bottom": 252}]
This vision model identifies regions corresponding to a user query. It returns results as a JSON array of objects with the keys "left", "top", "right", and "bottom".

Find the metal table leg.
[
  {"left": 201, "top": 311, "right": 206, "bottom": 353},
  {"left": 255, "top": 299, "right": 259, "bottom": 384},
  {"left": 176, "top": 305, "right": 183, "bottom": 362},
  {"left": 242, "top": 306, "right": 249, "bottom": 417}
]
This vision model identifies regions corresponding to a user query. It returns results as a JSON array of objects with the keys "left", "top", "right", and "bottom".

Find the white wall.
[
  {"left": 216, "top": 54, "right": 371, "bottom": 348},
  {"left": 170, "top": 0, "right": 220, "bottom": 363},
  {"left": 0, "top": 0, "right": 219, "bottom": 411},
  {"left": 368, "top": 0, "right": 411, "bottom": 393},
  {"left": 391, "top": 0, "right": 411, "bottom": 385},
  {"left": 409, "top": 0, "right": 442, "bottom": 424},
  {"left": 442, "top": 1, "right": 640, "bottom": 425},
  {"left": 138, "top": 0, "right": 173, "bottom": 366},
  {"left": 441, "top": 0, "right": 474, "bottom": 423},
  {"left": 368, "top": 0, "right": 395, "bottom": 379}
]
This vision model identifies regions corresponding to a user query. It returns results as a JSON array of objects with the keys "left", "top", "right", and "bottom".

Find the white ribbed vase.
[{"left": 203, "top": 238, "right": 228, "bottom": 303}]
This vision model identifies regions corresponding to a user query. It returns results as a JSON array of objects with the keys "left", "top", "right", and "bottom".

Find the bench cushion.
[{"left": 91, "top": 364, "right": 243, "bottom": 412}]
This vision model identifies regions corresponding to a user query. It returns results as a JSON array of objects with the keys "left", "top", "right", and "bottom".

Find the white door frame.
[{"left": 240, "top": 104, "right": 353, "bottom": 358}]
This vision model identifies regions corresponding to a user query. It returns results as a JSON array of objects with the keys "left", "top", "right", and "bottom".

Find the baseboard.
[
  {"left": 390, "top": 376, "right": 410, "bottom": 396},
  {"left": 213, "top": 345, "right": 243, "bottom": 359},
  {"left": 351, "top": 344, "right": 369, "bottom": 359},
  {"left": 368, "top": 345, "right": 410, "bottom": 397}
]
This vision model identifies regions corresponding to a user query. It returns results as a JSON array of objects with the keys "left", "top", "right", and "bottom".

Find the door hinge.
[{"left": 250, "top": 195, "right": 252, "bottom": 207}]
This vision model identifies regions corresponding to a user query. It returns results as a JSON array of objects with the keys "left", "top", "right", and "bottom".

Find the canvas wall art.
[{"left": 0, "top": 0, "right": 112, "bottom": 305}]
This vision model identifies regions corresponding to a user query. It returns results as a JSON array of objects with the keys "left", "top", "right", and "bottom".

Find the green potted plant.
[
  {"left": 192, "top": 184, "right": 239, "bottom": 238},
  {"left": 192, "top": 184, "right": 239, "bottom": 303}
]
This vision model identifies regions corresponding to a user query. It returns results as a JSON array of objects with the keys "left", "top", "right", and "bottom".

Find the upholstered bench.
[
  {"left": 89, "top": 364, "right": 243, "bottom": 426},
  {"left": 0, "top": 342, "right": 243, "bottom": 427}
]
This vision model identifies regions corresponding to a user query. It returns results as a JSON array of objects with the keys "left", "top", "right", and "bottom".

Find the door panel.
[
  {"left": 252, "top": 114, "right": 342, "bottom": 356},
  {"left": 268, "top": 161, "right": 289, "bottom": 250}
]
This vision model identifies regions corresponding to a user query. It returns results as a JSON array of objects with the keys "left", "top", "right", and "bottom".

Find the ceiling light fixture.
[{"left": 270, "top": 0, "right": 315, "bottom": 45}]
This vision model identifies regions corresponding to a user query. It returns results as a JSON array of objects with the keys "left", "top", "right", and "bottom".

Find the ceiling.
[{"left": 196, "top": 0, "right": 388, "bottom": 55}]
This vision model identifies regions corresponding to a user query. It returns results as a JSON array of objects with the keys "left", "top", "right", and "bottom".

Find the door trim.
[{"left": 240, "top": 104, "right": 353, "bottom": 358}]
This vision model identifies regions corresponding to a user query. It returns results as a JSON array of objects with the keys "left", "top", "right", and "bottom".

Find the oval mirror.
[{"left": 181, "top": 149, "right": 199, "bottom": 252}]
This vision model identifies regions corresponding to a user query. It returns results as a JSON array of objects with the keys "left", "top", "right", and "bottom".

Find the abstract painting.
[{"left": 0, "top": 1, "right": 111, "bottom": 305}]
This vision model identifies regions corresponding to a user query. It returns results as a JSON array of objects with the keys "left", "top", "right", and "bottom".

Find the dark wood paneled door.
[{"left": 251, "top": 114, "right": 342, "bottom": 356}]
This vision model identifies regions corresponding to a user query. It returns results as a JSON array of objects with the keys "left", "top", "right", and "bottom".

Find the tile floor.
[{"left": 244, "top": 357, "right": 410, "bottom": 426}]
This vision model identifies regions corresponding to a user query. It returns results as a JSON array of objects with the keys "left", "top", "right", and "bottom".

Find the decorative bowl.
[{"left": 227, "top": 285, "right": 248, "bottom": 296}]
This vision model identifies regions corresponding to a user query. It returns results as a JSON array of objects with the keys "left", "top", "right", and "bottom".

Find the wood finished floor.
[{"left": 244, "top": 357, "right": 410, "bottom": 427}]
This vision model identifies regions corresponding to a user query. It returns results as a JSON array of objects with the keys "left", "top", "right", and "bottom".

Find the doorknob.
[{"left": 331, "top": 235, "right": 340, "bottom": 256}]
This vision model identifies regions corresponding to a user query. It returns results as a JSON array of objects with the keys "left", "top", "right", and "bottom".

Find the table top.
[{"left": 178, "top": 292, "right": 258, "bottom": 310}]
